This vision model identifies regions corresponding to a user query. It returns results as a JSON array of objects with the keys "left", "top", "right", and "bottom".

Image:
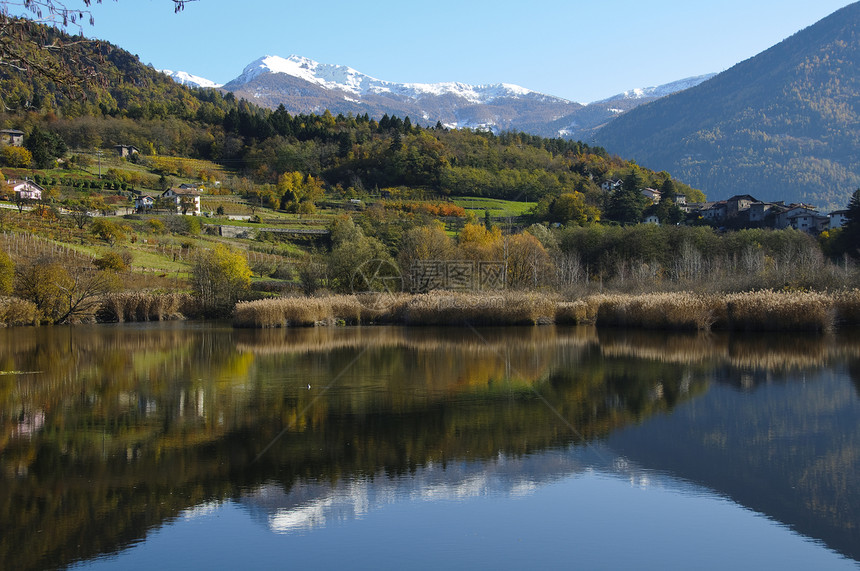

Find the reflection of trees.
[
  {"left": 1, "top": 325, "right": 860, "bottom": 568},
  {"left": 849, "top": 359, "right": 860, "bottom": 397}
]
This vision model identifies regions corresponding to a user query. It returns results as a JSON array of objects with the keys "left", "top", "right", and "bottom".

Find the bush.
[
  {"left": 93, "top": 251, "right": 131, "bottom": 272},
  {"left": 0, "top": 296, "right": 38, "bottom": 326}
]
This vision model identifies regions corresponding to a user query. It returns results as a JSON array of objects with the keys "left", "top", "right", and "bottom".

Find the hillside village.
[{"left": 599, "top": 178, "right": 849, "bottom": 234}]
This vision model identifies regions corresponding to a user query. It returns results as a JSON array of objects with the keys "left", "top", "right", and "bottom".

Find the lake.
[{"left": 1, "top": 323, "right": 859, "bottom": 570}]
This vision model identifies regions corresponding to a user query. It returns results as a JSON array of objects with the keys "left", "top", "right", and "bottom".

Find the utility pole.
[{"left": 95, "top": 149, "right": 103, "bottom": 179}]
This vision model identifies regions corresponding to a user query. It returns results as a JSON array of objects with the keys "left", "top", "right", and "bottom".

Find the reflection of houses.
[
  {"left": 7, "top": 179, "right": 43, "bottom": 201},
  {"left": 1, "top": 129, "right": 25, "bottom": 146},
  {"left": 134, "top": 194, "right": 155, "bottom": 212},
  {"left": 114, "top": 144, "right": 139, "bottom": 158},
  {"left": 162, "top": 187, "right": 201, "bottom": 215}
]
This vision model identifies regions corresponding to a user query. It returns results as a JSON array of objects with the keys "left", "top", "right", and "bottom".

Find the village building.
[
  {"left": 134, "top": 194, "right": 156, "bottom": 212},
  {"left": 114, "top": 144, "right": 140, "bottom": 158},
  {"left": 161, "top": 187, "right": 201, "bottom": 215},
  {"left": 1, "top": 129, "right": 25, "bottom": 147},
  {"left": 641, "top": 188, "right": 661, "bottom": 203},
  {"left": 829, "top": 210, "right": 849, "bottom": 230},
  {"left": 6, "top": 179, "right": 43, "bottom": 201},
  {"left": 600, "top": 179, "right": 623, "bottom": 192},
  {"left": 786, "top": 209, "right": 830, "bottom": 234}
]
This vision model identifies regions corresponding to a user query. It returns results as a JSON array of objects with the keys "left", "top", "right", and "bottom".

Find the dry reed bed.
[
  {"left": 235, "top": 289, "right": 860, "bottom": 332},
  {"left": 588, "top": 289, "right": 860, "bottom": 332},
  {"left": 234, "top": 291, "right": 560, "bottom": 328},
  {"left": 97, "top": 292, "right": 195, "bottom": 323}
]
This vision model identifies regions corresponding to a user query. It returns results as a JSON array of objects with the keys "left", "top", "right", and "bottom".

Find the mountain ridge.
[{"left": 161, "top": 55, "right": 714, "bottom": 139}]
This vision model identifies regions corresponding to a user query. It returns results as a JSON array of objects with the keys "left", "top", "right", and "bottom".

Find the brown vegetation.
[
  {"left": 96, "top": 292, "right": 194, "bottom": 323},
  {"left": 233, "top": 289, "right": 860, "bottom": 332}
]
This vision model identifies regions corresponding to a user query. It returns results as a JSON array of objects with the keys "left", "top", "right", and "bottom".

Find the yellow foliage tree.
[
  {"left": 191, "top": 244, "right": 251, "bottom": 314},
  {"left": 458, "top": 223, "right": 503, "bottom": 261}
]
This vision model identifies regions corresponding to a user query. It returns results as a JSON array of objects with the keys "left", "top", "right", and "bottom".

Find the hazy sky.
[{"left": 71, "top": 0, "right": 855, "bottom": 102}]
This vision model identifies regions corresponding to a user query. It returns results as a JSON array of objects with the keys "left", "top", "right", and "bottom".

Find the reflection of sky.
[{"left": 73, "top": 447, "right": 858, "bottom": 570}]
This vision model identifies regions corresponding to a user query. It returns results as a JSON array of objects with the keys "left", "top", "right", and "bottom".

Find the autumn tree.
[
  {"left": 505, "top": 232, "right": 553, "bottom": 289},
  {"left": 90, "top": 218, "right": 127, "bottom": 245},
  {"left": 397, "top": 223, "right": 454, "bottom": 291},
  {"left": 458, "top": 222, "right": 503, "bottom": 261},
  {"left": 14, "top": 256, "right": 118, "bottom": 323},
  {"left": 191, "top": 244, "right": 251, "bottom": 315},
  {"left": 2, "top": 145, "right": 32, "bottom": 167},
  {"left": 327, "top": 216, "right": 393, "bottom": 292}
]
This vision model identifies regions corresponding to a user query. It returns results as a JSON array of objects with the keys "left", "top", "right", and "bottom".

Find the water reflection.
[{"left": 0, "top": 324, "right": 859, "bottom": 569}]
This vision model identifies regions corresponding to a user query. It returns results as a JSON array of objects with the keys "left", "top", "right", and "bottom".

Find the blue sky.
[{"left": 71, "top": 0, "right": 855, "bottom": 102}]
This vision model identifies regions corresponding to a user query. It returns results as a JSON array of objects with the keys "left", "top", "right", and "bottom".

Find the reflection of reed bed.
[
  {"left": 234, "top": 324, "right": 599, "bottom": 356},
  {"left": 97, "top": 292, "right": 196, "bottom": 323},
  {"left": 598, "top": 329, "right": 860, "bottom": 370},
  {"left": 598, "top": 330, "right": 727, "bottom": 365},
  {"left": 0, "top": 324, "right": 207, "bottom": 368}
]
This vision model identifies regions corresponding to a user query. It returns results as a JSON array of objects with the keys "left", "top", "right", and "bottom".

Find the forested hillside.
[
  {"left": 0, "top": 18, "right": 702, "bottom": 210},
  {"left": 594, "top": 2, "right": 860, "bottom": 211}
]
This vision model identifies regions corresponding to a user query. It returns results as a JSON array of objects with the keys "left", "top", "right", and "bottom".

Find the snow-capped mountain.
[
  {"left": 160, "top": 69, "right": 222, "bottom": 89},
  {"left": 230, "top": 55, "right": 561, "bottom": 105},
  {"left": 596, "top": 73, "right": 717, "bottom": 103},
  {"left": 164, "top": 54, "right": 716, "bottom": 140}
]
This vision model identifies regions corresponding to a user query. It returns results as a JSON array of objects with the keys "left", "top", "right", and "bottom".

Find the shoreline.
[
  {"left": 4, "top": 289, "right": 860, "bottom": 333},
  {"left": 233, "top": 289, "right": 860, "bottom": 333}
]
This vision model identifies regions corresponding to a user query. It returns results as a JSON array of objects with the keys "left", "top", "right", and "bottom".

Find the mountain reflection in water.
[{"left": 0, "top": 324, "right": 859, "bottom": 569}]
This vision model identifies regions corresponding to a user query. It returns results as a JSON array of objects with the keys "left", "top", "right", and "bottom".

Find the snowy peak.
[
  {"left": 160, "top": 69, "right": 222, "bottom": 89},
  {"left": 596, "top": 73, "right": 717, "bottom": 103},
  {"left": 228, "top": 54, "right": 560, "bottom": 104}
]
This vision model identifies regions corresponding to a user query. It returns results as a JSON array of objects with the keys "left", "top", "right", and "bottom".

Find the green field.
[{"left": 451, "top": 196, "right": 536, "bottom": 217}]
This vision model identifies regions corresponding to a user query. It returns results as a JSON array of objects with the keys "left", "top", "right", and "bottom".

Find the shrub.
[{"left": 0, "top": 296, "right": 38, "bottom": 326}]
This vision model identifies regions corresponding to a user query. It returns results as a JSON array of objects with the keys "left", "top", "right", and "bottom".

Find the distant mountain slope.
[
  {"left": 209, "top": 55, "right": 711, "bottom": 139},
  {"left": 594, "top": 2, "right": 860, "bottom": 210}
]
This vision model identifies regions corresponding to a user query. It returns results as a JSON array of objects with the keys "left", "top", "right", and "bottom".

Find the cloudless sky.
[{"left": 68, "top": 0, "right": 856, "bottom": 102}]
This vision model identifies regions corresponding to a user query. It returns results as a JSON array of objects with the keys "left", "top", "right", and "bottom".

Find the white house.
[
  {"left": 1, "top": 129, "right": 24, "bottom": 147},
  {"left": 7, "top": 179, "right": 43, "bottom": 201},
  {"left": 601, "top": 179, "right": 622, "bottom": 191},
  {"left": 161, "top": 187, "right": 201, "bottom": 215},
  {"left": 829, "top": 210, "right": 849, "bottom": 230},
  {"left": 641, "top": 188, "right": 661, "bottom": 203},
  {"left": 134, "top": 194, "right": 155, "bottom": 212},
  {"left": 786, "top": 209, "right": 829, "bottom": 234}
]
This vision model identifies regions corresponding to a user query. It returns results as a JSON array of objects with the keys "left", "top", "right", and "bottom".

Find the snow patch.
[{"left": 160, "top": 69, "right": 222, "bottom": 89}]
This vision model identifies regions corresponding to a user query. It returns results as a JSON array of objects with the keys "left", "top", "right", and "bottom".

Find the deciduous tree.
[{"left": 191, "top": 244, "right": 251, "bottom": 314}]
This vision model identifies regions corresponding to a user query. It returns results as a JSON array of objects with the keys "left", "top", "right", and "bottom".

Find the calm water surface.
[{"left": 1, "top": 323, "right": 859, "bottom": 570}]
